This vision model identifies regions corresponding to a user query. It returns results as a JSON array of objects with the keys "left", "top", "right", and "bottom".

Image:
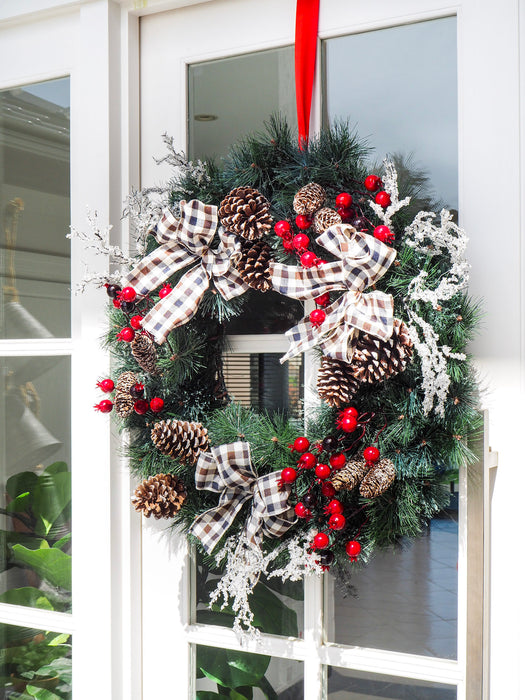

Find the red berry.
[
  {"left": 337, "top": 206, "right": 355, "bottom": 223},
  {"left": 315, "top": 292, "right": 330, "bottom": 308},
  {"left": 295, "top": 214, "right": 311, "bottom": 230},
  {"left": 94, "top": 399, "right": 113, "bottom": 413},
  {"left": 340, "top": 416, "right": 357, "bottom": 433},
  {"left": 97, "top": 378, "right": 115, "bottom": 393},
  {"left": 282, "top": 238, "right": 294, "bottom": 251},
  {"left": 117, "top": 327, "right": 135, "bottom": 342},
  {"left": 329, "top": 453, "right": 346, "bottom": 469},
  {"left": 313, "top": 532, "right": 330, "bottom": 549},
  {"left": 315, "top": 463, "right": 331, "bottom": 479},
  {"left": 293, "top": 436, "right": 310, "bottom": 453},
  {"left": 159, "top": 284, "right": 172, "bottom": 298},
  {"left": 309, "top": 309, "right": 326, "bottom": 328},
  {"left": 281, "top": 467, "right": 297, "bottom": 483},
  {"left": 375, "top": 191, "right": 391, "bottom": 208},
  {"left": 329, "top": 513, "right": 346, "bottom": 531},
  {"left": 149, "top": 397, "right": 164, "bottom": 413},
  {"left": 130, "top": 383, "right": 144, "bottom": 399},
  {"left": 295, "top": 502, "right": 308, "bottom": 518},
  {"left": 274, "top": 220, "right": 291, "bottom": 238},
  {"left": 120, "top": 286, "right": 137, "bottom": 302},
  {"left": 134, "top": 399, "right": 149, "bottom": 415},
  {"left": 364, "top": 174, "right": 381, "bottom": 192},
  {"left": 342, "top": 407, "right": 359, "bottom": 419},
  {"left": 293, "top": 233, "right": 310, "bottom": 251},
  {"left": 321, "top": 482, "right": 336, "bottom": 498},
  {"left": 336, "top": 192, "right": 353, "bottom": 208},
  {"left": 373, "top": 225, "right": 395, "bottom": 244},
  {"left": 130, "top": 315, "right": 143, "bottom": 330},
  {"left": 346, "top": 540, "right": 361, "bottom": 560},
  {"left": 299, "top": 452, "right": 317, "bottom": 469},
  {"left": 300, "top": 251, "right": 317, "bottom": 268},
  {"left": 112, "top": 298, "right": 122, "bottom": 309},
  {"left": 315, "top": 258, "right": 328, "bottom": 266},
  {"left": 326, "top": 499, "right": 344, "bottom": 514},
  {"left": 363, "top": 445, "right": 380, "bottom": 462}
]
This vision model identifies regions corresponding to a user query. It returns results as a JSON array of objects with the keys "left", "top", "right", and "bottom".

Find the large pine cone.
[
  {"left": 293, "top": 183, "right": 326, "bottom": 216},
  {"left": 114, "top": 392, "right": 135, "bottom": 418},
  {"left": 132, "top": 473, "right": 186, "bottom": 519},
  {"left": 116, "top": 371, "right": 137, "bottom": 393},
  {"left": 131, "top": 334, "right": 159, "bottom": 375},
  {"left": 218, "top": 186, "right": 273, "bottom": 241},
  {"left": 317, "top": 356, "right": 360, "bottom": 408},
  {"left": 331, "top": 459, "right": 370, "bottom": 492},
  {"left": 313, "top": 207, "right": 342, "bottom": 234},
  {"left": 237, "top": 239, "right": 273, "bottom": 292},
  {"left": 151, "top": 419, "right": 209, "bottom": 463},
  {"left": 359, "top": 458, "right": 396, "bottom": 498},
  {"left": 349, "top": 319, "right": 413, "bottom": 384}
]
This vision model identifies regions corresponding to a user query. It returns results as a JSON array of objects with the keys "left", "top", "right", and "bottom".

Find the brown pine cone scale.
[
  {"left": 151, "top": 419, "right": 209, "bottom": 463},
  {"left": 359, "top": 458, "right": 396, "bottom": 498},
  {"left": 317, "top": 356, "right": 360, "bottom": 408},
  {"left": 218, "top": 186, "right": 273, "bottom": 240},
  {"left": 132, "top": 473, "right": 187, "bottom": 519},
  {"left": 350, "top": 319, "right": 413, "bottom": 384},
  {"left": 237, "top": 239, "right": 273, "bottom": 292},
  {"left": 293, "top": 183, "right": 326, "bottom": 216}
]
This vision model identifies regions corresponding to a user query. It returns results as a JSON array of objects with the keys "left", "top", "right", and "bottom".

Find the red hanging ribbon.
[{"left": 295, "top": 0, "right": 320, "bottom": 147}]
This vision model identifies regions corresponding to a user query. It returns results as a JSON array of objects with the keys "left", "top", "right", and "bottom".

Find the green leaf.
[
  {"left": 6, "top": 492, "right": 31, "bottom": 513},
  {"left": 241, "top": 583, "right": 298, "bottom": 637},
  {"left": 196, "top": 693, "right": 223, "bottom": 700},
  {"left": 197, "top": 647, "right": 270, "bottom": 689},
  {"left": 11, "top": 545, "right": 71, "bottom": 590},
  {"left": 46, "top": 634, "right": 70, "bottom": 647},
  {"left": 0, "top": 587, "right": 54, "bottom": 610},
  {"left": 37, "top": 657, "right": 72, "bottom": 685},
  {"left": 259, "top": 675, "right": 278, "bottom": 700},
  {"left": 43, "top": 463, "right": 68, "bottom": 476},
  {"left": 26, "top": 686, "right": 62, "bottom": 700},
  {"left": 260, "top": 576, "right": 303, "bottom": 601},
  {"left": 6, "top": 472, "right": 39, "bottom": 499},
  {"left": 32, "top": 473, "right": 71, "bottom": 537},
  {"left": 51, "top": 534, "right": 71, "bottom": 551}
]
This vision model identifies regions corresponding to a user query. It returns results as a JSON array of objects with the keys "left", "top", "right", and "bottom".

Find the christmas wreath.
[{"left": 76, "top": 118, "right": 481, "bottom": 636}]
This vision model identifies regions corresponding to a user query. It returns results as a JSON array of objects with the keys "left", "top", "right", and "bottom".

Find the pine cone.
[
  {"left": 313, "top": 207, "right": 342, "bottom": 234},
  {"left": 293, "top": 183, "right": 326, "bottom": 216},
  {"left": 236, "top": 239, "right": 273, "bottom": 292},
  {"left": 359, "top": 458, "right": 396, "bottom": 498},
  {"left": 131, "top": 333, "right": 160, "bottom": 375},
  {"left": 151, "top": 419, "right": 209, "bottom": 463},
  {"left": 317, "top": 356, "right": 360, "bottom": 408},
  {"left": 132, "top": 473, "right": 186, "bottom": 519},
  {"left": 116, "top": 371, "right": 137, "bottom": 393},
  {"left": 218, "top": 186, "right": 273, "bottom": 240},
  {"left": 114, "top": 392, "right": 135, "bottom": 418},
  {"left": 331, "top": 459, "right": 370, "bottom": 492},
  {"left": 349, "top": 319, "right": 413, "bottom": 384}
]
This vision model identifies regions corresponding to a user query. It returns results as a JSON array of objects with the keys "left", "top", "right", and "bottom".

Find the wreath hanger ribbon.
[
  {"left": 189, "top": 442, "right": 296, "bottom": 554},
  {"left": 122, "top": 199, "right": 249, "bottom": 344},
  {"left": 271, "top": 225, "right": 397, "bottom": 363}
]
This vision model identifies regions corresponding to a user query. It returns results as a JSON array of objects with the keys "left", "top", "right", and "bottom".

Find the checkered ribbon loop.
[
  {"left": 122, "top": 200, "right": 249, "bottom": 344},
  {"left": 189, "top": 442, "right": 296, "bottom": 554},
  {"left": 271, "top": 225, "right": 397, "bottom": 363}
]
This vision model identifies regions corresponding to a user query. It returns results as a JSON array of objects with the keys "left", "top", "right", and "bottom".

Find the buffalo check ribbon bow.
[
  {"left": 271, "top": 224, "right": 397, "bottom": 364},
  {"left": 189, "top": 442, "right": 296, "bottom": 554},
  {"left": 121, "top": 200, "right": 250, "bottom": 344}
]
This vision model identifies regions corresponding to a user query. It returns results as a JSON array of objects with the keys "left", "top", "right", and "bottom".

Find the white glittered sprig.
[
  {"left": 404, "top": 209, "right": 468, "bottom": 263},
  {"left": 210, "top": 533, "right": 322, "bottom": 641},
  {"left": 155, "top": 132, "right": 210, "bottom": 187},
  {"left": 368, "top": 158, "right": 411, "bottom": 227}
]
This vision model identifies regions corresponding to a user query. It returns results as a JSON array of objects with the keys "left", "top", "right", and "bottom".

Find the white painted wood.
[{"left": 0, "top": 603, "right": 76, "bottom": 635}]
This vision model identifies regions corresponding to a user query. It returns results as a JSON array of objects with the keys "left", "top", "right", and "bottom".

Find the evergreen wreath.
[{"left": 79, "top": 117, "right": 482, "bottom": 637}]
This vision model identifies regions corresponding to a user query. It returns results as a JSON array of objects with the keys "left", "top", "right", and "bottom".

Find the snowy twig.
[{"left": 368, "top": 158, "right": 411, "bottom": 226}]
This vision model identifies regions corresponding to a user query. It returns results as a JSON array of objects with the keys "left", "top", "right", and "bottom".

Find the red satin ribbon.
[{"left": 295, "top": 0, "right": 320, "bottom": 147}]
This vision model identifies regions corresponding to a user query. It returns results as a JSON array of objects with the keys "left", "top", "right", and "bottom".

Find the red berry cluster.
[
  {"left": 280, "top": 408, "right": 384, "bottom": 569},
  {"left": 94, "top": 378, "right": 164, "bottom": 416}
]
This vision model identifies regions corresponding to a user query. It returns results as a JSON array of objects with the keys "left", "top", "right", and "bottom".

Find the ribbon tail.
[{"left": 141, "top": 264, "right": 209, "bottom": 344}]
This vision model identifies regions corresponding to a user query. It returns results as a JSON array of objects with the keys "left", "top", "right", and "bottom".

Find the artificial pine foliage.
[{"left": 90, "top": 117, "right": 483, "bottom": 635}]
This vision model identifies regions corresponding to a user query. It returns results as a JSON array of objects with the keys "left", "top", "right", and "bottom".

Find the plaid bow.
[
  {"left": 189, "top": 442, "right": 296, "bottom": 554},
  {"left": 122, "top": 200, "right": 250, "bottom": 344},
  {"left": 271, "top": 225, "right": 397, "bottom": 363}
]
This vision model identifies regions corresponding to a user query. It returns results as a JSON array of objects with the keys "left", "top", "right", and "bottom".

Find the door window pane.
[
  {"left": 196, "top": 644, "right": 303, "bottom": 698},
  {"left": 323, "top": 17, "right": 458, "bottom": 209},
  {"left": 188, "top": 47, "right": 296, "bottom": 162},
  {"left": 0, "top": 357, "right": 71, "bottom": 612},
  {"left": 327, "top": 667, "right": 456, "bottom": 699},
  {"left": 0, "top": 78, "right": 71, "bottom": 339},
  {"left": 0, "top": 623, "right": 72, "bottom": 698}
]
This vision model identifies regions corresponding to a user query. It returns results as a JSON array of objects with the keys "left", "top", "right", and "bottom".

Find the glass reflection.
[
  {"left": 327, "top": 666, "right": 456, "bottom": 699},
  {"left": 1, "top": 77, "right": 71, "bottom": 339}
]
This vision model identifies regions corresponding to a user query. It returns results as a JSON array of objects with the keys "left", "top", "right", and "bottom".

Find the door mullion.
[{"left": 304, "top": 573, "right": 324, "bottom": 700}]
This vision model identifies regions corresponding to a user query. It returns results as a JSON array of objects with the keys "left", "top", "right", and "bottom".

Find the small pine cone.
[
  {"left": 359, "top": 458, "right": 396, "bottom": 498},
  {"left": 317, "top": 356, "right": 360, "bottom": 408},
  {"left": 131, "top": 333, "right": 160, "bottom": 375},
  {"left": 151, "top": 419, "right": 209, "bottom": 463},
  {"left": 114, "top": 392, "right": 135, "bottom": 418},
  {"left": 313, "top": 207, "right": 342, "bottom": 234},
  {"left": 236, "top": 239, "right": 273, "bottom": 292},
  {"left": 116, "top": 371, "right": 137, "bottom": 393},
  {"left": 132, "top": 473, "right": 187, "bottom": 519},
  {"left": 331, "top": 459, "right": 370, "bottom": 492},
  {"left": 218, "top": 186, "right": 273, "bottom": 241},
  {"left": 293, "top": 183, "right": 326, "bottom": 216},
  {"left": 349, "top": 319, "right": 413, "bottom": 384}
]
